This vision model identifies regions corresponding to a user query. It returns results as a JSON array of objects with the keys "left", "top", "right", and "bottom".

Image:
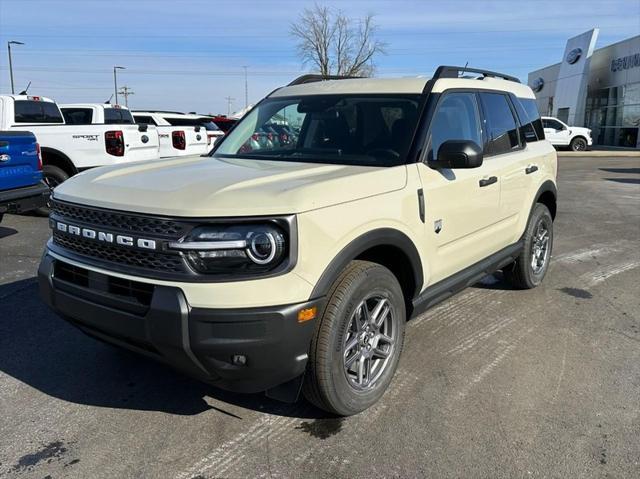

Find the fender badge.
[{"left": 434, "top": 219, "right": 443, "bottom": 234}]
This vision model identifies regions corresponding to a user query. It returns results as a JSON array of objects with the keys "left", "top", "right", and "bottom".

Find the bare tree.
[{"left": 290, "top": 4, "right": 386, "bottom": 77}]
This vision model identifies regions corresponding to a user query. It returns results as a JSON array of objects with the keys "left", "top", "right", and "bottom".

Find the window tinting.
[
  {"left": 542, "top": 118, "right": 564, "bottom": 130},
  {"left": 62, "top": 108, "right": 93, "bottom": 125},
  {"left": 428, "top": 92, "right": 482, "bottom": 161},
  {"left": 133, "top": 115, "right": 157, "bottom": 125},
  {"left": 104, "top": 108, "right": 134, "bottom": 124},
  {"left": 519, "top": 98, "right": 545, "bottom": 140},
  {"left": 163, "top": 117, "right": 201, "bottom": 127},
  {"left": 214, "top": 95, "right": 421, "bottom": 167},
  {"left": 479, "top": 92, "right": 520, "bottom": 155},
  {"left": 14, "top": 100, "right": 64, "bottom": 124}
]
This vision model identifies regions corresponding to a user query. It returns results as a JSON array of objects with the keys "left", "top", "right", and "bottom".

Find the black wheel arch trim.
[
  {"left": 40, "top": 147, "right": 78, "bottom": 175},
  {"left": 532, "top": 179, "right": 557, "bottom": 218},
  {"left": 309, "top": 228, "right": 424, "bottom": 300}
]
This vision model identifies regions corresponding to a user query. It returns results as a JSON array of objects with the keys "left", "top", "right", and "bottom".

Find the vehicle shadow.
[
  {"left": 471, "top": 272, "right": 516, "bottom": 290},
  {"left": 599, "top": 167, "right": 640, "bottom": 174},
  {"left": 605, "top": 178, "right": 640, "bottom": 185},
  {"left": 0, "top": 278, "right": 327, "bottom": 420},
  {"left": 0, "top": 226, "right": 18, "bottom": 239}
]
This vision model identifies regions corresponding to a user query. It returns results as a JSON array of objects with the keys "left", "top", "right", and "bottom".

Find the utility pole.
[
  {"left": 118, "top": 86, "right": 134, "bottom": 107},
  {"left": 242, "top": 66, "right": 248, "bottom": 109},
  {"left": 225, "top": 96, "right": 235, "bottom": 116},
  {"left": 8, "top": 41, "right": 24, "bottom": 94},
  {"left": 113, "top": 66, "right": 125, "bottom": 104}
]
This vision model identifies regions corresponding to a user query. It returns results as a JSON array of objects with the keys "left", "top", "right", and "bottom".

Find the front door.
[
  {"left": 543, "top": 117, "right": 570, "bottom": 145},
  {"left": 416, "top": 91, "right": 501, "bottom": 283}
]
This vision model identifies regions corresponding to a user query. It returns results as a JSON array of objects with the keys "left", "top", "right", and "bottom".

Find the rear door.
[
  {"left": 416, "top": 90, "right": 502, "bottom": 282},
  {"left": 0, "top": 131, "right": 40, "bottom": 190},
  {"left": 477, "top": 91, "right": 533, "bottom": 242}
]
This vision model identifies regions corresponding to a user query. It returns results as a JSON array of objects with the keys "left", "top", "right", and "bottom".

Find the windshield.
[{"left": 213, "top": 94, "right": 421, "bottom": 167}]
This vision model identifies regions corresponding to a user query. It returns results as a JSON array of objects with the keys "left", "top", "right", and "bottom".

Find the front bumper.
[
  {"left": 0, "top": 181, "right": 49, "bottom": 214},
  {"left": 38, "top": 253, "right": 321, "bottom": 394}
]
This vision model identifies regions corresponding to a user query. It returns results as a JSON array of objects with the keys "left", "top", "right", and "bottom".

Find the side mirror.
[{"left": 430, "top": 140, "right": 483, "bottom": 169}]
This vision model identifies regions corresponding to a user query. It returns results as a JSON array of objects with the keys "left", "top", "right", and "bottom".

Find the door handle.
[
  {"left": 479, "top": 176, "right": 498, "bottom": 187},
  {"left": 525, "top": 165, "right": 538, "bottom": 175}
]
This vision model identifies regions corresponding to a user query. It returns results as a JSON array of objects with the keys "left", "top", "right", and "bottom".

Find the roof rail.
[
  {"left": 287, "top": 74, "right": 364, "bottom": 86},
  {"left": 432, "top": 65, "right": 520, "bottom": 83}
]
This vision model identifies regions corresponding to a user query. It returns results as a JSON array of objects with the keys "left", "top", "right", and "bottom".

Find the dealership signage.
[
  {"left": 611, "top": 52, "right": 640, "bottom": 72},
  {"left": 566, "top": 48, "right": 583, "bottom": 64}
]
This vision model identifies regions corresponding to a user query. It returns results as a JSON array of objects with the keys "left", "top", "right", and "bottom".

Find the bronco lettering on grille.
[{"left": 54, "top": 220, "right": 157, "bottom": 250}]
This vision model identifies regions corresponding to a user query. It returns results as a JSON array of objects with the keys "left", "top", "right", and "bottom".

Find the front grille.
[
  {"left": 51, "top": 200, "right": 188, "bottom": 237},
  {"left": 55, "top": 261, "right": 154, "bottom": 307},
  {"left": 53, "top": 232, "right": 185, "bottom": 274}
]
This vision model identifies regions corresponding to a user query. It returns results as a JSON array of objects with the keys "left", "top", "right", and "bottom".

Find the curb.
[{"left": 557, "top": 150, "right": 640, "bottom": 158}]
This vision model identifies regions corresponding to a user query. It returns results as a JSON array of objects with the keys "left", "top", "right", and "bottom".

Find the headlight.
[{"left": 169, "top": 223, "right": 288, "bottom": 275}]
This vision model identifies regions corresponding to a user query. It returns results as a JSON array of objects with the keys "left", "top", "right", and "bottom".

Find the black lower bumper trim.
[
  {"left": 38, "top": 254, "right": 322, "bottom": 394},
  {"left": 0, "top": 182, "right": 49, "bottom": 214}
]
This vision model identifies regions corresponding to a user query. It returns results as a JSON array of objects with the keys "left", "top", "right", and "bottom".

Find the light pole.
[
  {"left": 8, "top": 41, "right": 24, "bottom": 94},
  {"left": 242, "top": 66, "right": 248, "bottom": 109},
  {"left": 113, "top": 66, "right": 125, "bottom": 104}
]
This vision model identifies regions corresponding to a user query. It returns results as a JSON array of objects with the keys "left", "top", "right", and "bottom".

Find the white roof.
[
  {"left": 271, "top": 75, "right": 534, "bottom": 99},
  {"left": 3, "top": 94, "right": 56, "bottom": 103},
  {"left": 60, "top": 103, "right": 129, "bottom": 110}
]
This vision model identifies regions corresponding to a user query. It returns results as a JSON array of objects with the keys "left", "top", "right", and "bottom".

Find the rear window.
[
  {"left": 62, "top": 108, "right": 93, "bottom": 125},
  {"left": 479, "top": 92, "right": 521, "bottom": 155},
  {"left": 517, "top": 98, "right": 545, "bottom": 141},
  {"left": 133, "top": 115, "right": 157, "bottom": 126},
  {"left": 14, "top": 100, "right": 64, "bottom": 124},
  {"left": 104, "top": 108, "right": 134, "bottom": 124}
]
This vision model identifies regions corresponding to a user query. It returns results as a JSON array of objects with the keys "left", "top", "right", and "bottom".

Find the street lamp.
[
  {"left": 113, "top": 66, "right": 125, "bottom": 104},
  {"left": 8, "top": 41, "right": 24, "bottom": 95}
]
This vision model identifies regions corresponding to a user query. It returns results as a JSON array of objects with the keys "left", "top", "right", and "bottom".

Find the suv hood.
[{"left": 53, "top": 155, "right": 407, "bottom": 216}]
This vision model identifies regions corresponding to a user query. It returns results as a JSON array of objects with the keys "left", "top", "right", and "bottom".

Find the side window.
[
  {"left": 428, "top": 92, "right": 482, "bottom": 161},
  {"left": 512, "top": 97, "right": 538, "bottom": 142},
  {"left": 519, "top": 98, "right": 545, "bottom": 140},
  {"left": 543, "top": 118, "right": 563, "bottom": 130},
  {"left": 479, "top": 92, "right": 521, "bottom": 155}
]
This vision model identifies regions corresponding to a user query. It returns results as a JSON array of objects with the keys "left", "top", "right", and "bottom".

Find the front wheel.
[
  {"left": 570, "top": 137, "right": 588, "bottom": 152},
  {"left": 503, "top": 203, "right": 553, "bottom": 289},
  {"left": 303, "top": 260, "right": 406, "bottom": 416}
]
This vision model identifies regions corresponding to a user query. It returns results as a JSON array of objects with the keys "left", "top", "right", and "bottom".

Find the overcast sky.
[{"left": 0, "top": 0, "right": 638, "bottom": 114}]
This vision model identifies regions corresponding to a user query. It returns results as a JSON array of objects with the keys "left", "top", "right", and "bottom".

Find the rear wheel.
[
  {"left": 303, "top": 260, "right": 406, "bottom": 416},
  {"left": 503, "top": 203, "right": 553, "bottom": 289},
  {"left": 570, "top": 137, "right": 588, "bottom": 152},
  {"left": 35, "top": 165, "right": 69, "bottom": 216}
]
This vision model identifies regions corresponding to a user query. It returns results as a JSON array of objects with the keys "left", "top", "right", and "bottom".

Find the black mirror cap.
[{"left": 430, "top": 139, "right": 483, "bottom": 169}]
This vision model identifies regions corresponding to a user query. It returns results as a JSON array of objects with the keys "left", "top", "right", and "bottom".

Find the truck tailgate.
[
  {"left": 0, "top": 131, "right": 41, "bottom": 191},
  {"left": 121, "top": 125, "right": 160, "bottom": 162}
]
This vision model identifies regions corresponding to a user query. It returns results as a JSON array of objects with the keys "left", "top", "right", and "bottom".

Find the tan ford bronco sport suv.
[{"left": 39, "top": 66, "right": 557, "bottom": 416}]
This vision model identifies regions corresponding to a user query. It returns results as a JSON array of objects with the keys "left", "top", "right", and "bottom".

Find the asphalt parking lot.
[{"left": 0, "top": 156, "right": 639, "bottom": 479}]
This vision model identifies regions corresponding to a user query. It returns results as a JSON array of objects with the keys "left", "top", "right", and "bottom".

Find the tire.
[
  {"left": 35, "top": 165, "right": 69, "bottom": 216},
  {"left": 570, "top": 137, "right": 588, "bottom": 152},
  {"left": 303, "top": 260, "right": 406, "bottom": 416},
  {"left": 503, "top": 203, "right": 553, "bottom": 289}
]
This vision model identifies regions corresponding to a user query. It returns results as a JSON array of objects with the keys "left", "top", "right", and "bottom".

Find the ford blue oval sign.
[
  {"left": 532, "top": 77, "right": 544, "bottom": 93},
  {"left": 566, "top": 48, "right": 582, "bottom": 64}
]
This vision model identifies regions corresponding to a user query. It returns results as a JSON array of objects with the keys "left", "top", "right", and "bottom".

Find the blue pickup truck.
[{"left": 0, "top": 131, "right": 50, "bottom": 223}]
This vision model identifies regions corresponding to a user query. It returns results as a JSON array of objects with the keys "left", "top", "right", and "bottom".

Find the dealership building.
[{"left": 528, "top": 30, "right": 640, "bottom": 148}]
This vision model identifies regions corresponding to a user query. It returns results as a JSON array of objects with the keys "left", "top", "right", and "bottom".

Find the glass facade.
[{"left": 585, "top": 82, "right": 640, "bottom": 148}]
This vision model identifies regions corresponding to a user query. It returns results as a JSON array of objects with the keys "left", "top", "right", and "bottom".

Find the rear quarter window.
[
  {"left": 517, "top": 98, "right": 545, "bottom": 141},
  {"left": 14, "top": 100, "right": 64, "bottom": 124},
  {"left": 133, "top": 115, "right": 157, "bottom": 126}
]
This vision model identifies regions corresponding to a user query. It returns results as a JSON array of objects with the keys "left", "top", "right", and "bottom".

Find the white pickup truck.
[
  {"left": 0, "top": 95, "right": 161, "bottom": 192},
  {"left": 132, "top": 111, "right": 211, "bottom": 157},
  {"left": 541, "top": 116, "right": 593, "bottom": 151}
]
